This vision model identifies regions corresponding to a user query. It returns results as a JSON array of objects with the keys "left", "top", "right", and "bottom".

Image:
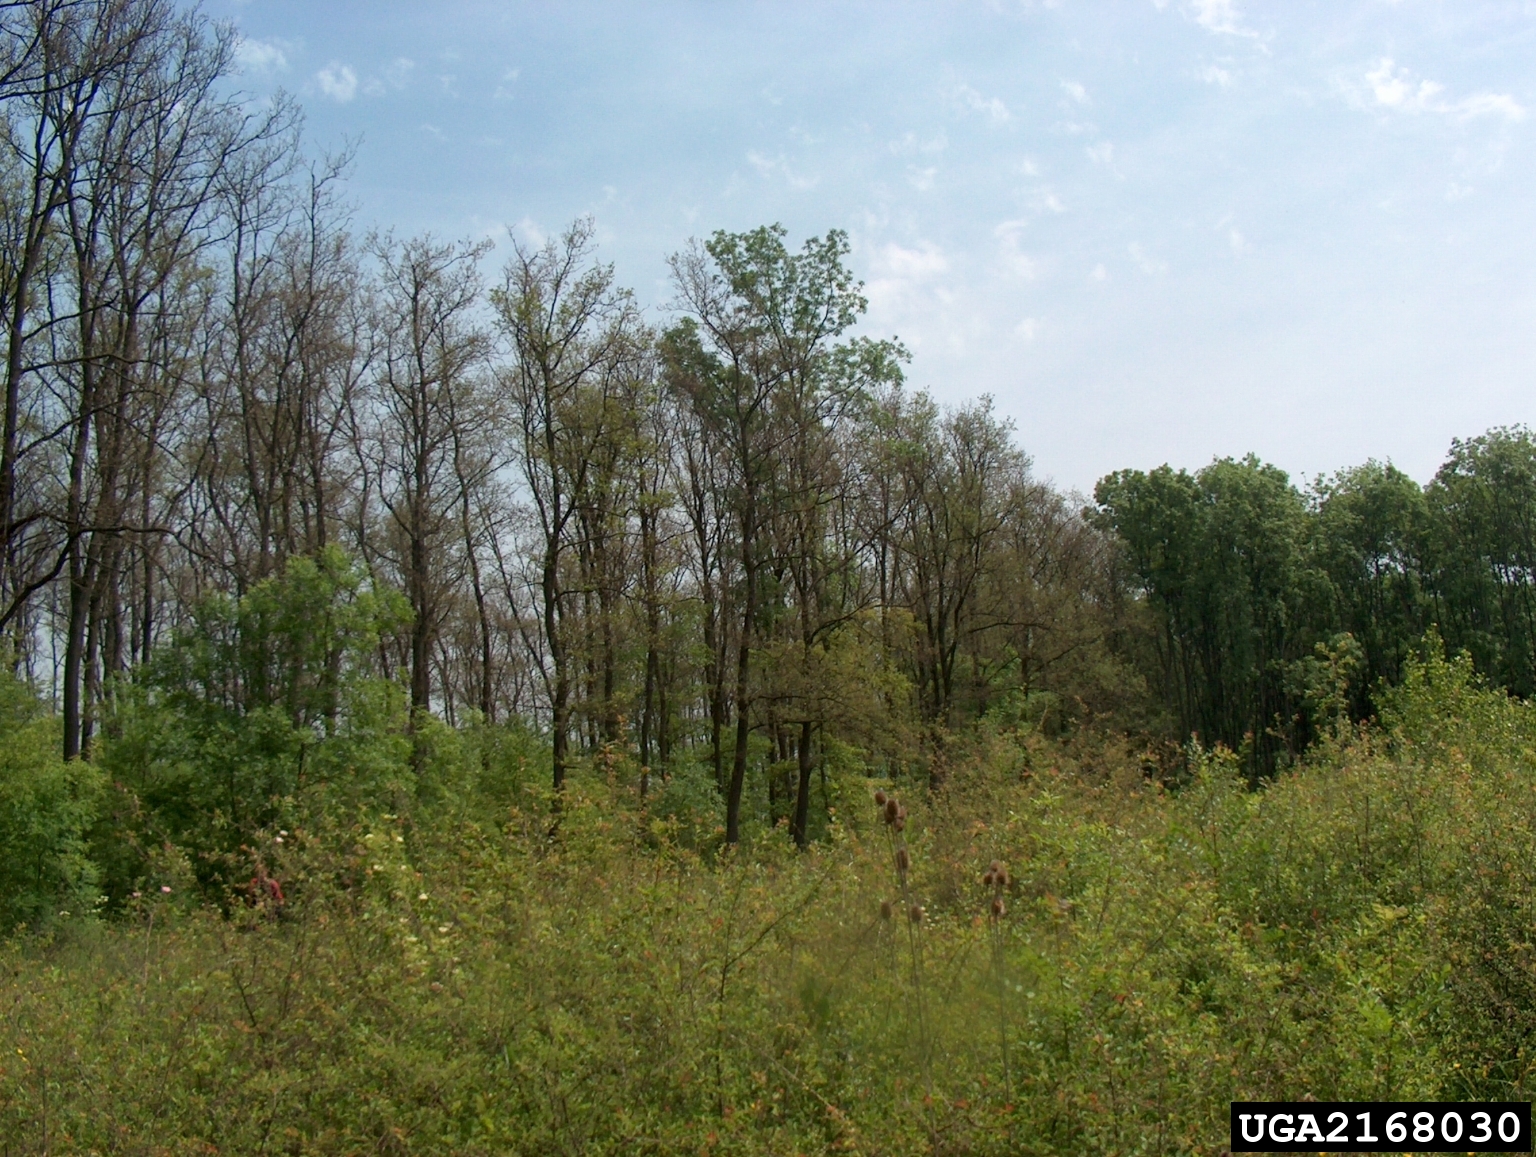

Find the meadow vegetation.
[{"left": 4, "top": 635, "right": 1535, "bottom": 1155}]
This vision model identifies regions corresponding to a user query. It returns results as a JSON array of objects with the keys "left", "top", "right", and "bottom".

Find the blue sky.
[{"left": 213, "top": 0, "right": 1536, "bottom": 495}]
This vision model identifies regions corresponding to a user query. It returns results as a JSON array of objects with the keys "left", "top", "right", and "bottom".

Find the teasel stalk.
[
  {"left": 875, "top": 789, "right": 931, "bottom": 1094},
  {"left": 983, "top": 859, "right": 1013, "bottom": 1106}
]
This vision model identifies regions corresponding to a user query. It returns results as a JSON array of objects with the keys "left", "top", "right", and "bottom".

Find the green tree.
[
  {"left": 665, "top": 224, "right": 897, "bottom": 843},
  {"left": 1424, "top": 427, "right": 1536, "bottom": 697},
  {"left": 1095, "top": 456, "right": 1319, "bottom": 777},
  {"left": 96, "top": 547, "right": 409, "bottom": 899},
  {"left": 1310, "top": 461, "right": 1430, "bottom": 718}
]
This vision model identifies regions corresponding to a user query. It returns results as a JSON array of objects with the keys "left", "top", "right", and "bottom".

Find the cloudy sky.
[{"left": 212, "top": 0, "right": 1536, "bottom": 495}]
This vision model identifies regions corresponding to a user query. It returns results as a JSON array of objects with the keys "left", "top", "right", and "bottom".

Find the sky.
[{"left": 208, "top": 0, "right": 1536, "bottom": 496}]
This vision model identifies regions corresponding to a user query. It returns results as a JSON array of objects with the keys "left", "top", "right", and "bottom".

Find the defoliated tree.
[
  {"left": 491, "top": 217, "right": 639, "bottom": 795},
  {"left": 892, "top": 395, "right": 1023, "bottom": 732},
  {"left": 360, "top": 233, "right": 492, "bottom": 727}
]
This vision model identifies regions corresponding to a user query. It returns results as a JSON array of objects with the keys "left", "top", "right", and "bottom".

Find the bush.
[
  {"left": 0, "top": 670, "right": 100, "bottom": 929},
  {"left": 93, "top": 549, "right": 413, "bottom": 903},
  {"left": 9, "top": 639, "right": 1536, "bottom": 1150}
]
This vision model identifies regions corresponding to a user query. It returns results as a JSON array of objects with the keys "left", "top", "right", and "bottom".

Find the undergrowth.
[{"left": 3, "top": 646, "right": 1536, "bottom": 1154}]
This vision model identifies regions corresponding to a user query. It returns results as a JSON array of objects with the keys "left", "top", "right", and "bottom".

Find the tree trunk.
[
  {"left": 725, "top": 545, "right": 755, "bottom": 844},
  {"left": 791, "top": 719, "right": 814, "bottom": 849}
]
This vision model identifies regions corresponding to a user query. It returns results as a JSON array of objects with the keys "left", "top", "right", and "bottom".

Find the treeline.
[
  {"left": 0, "top": 0, "right": 1134, "bottom": 857},
  {"left": 3, "top": 0, "right": 1535, "bottom": 881},
  {"left": 1098, "top": 429, "right": 1536, "bottom": 776}
]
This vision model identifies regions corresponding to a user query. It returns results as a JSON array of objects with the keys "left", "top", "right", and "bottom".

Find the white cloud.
[
  {"left": 1031, "top": 188, "right": 1066, "bottom": 213},
  {"left": 876, "top": 241, "right": 948, "bottom": 281},
  {"left": 745, "top": 150, "right": 818, "bottom": 190},
  {"left": 236, "top": 37, "right": 289, "bottom": 75},
  {"left": 1061, "top": 80, "right": 1089, "bottom": 105},
  {"left": 386, "top": 58, "right": 416, "bottom": 88},
  {"left": 865, "top": 240, "right": 949, "bottom": 316},
  {"left": 1200, "top": 65, "right": 1233, "bottom": 87},
  {"left": 955, "top": 84, "right": 1011, "bottom": 124},
  {"left": 1365, "top": 58, "right": 1439, "bottom": 110},
  {"left": 1086, "top": 141, "right": 1115, "bottom": 165},
  {"left": 316, "top": 62, "right": 357, "bottom": 102},
  {"left": 1128, "top": 242, "right": 1167, "bottom": 274},
  {"left": 1188, "top": 0, "right": 1255, "bottom": 37},
  {"left": 1363, "top": 58, "right": 1525, "bottom": 122},
  {"left": 493, "top": 68, "right": 520, "bottom": 101},
  {"left": 1446, "top": 181, "right": 1474, "bottom": 201},
  {"left": 1091, "top": 263, "right": 1108, "bottom": 281},
  {"left": 1016, "top": 317, "right": 1039, "bottom": 341},
  {"left": 1214, "top": 215, "right": 1250, "bottom": 253},
  {"left": 908, "top": 166, "right": 938, "bottom": 191},
  {"left": 358, "top": 57, "right": 414, "bottom": 99},
  {"left": 1454, "top": 91, "right": 1526, "bottom": 121},
  {"left": 419, "top": 123, "right": 446, "bottom": 140},
  {"left": 993, "top": 220, "right": 1037, "bottom": 279},
  {"left": 889, "top": 131, "right": 947, "bottom": 156},
  {"left": 514, "top": 217, "right": 546, "bottom": 248}
]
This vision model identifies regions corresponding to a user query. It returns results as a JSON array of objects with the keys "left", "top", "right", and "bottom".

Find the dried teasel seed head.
[
  {"left": 895, "top": 847, "right": 910, "bottom": 873},
  {"left": 989, "top": 860, "right": 1004, "bottom": 875},
  {"left": 874, "top": 790, "right": 888, "bottom": 807},
  {"left": 991, "top": 897, "right": 1006, "bottom": 918},
  {"left": 880, "top": 899, "right": 894, "bottom": 920},
  {"left": 982, "top": 870, "right": 995, "bottom": 887},
  {"left": 908, "top": 903, "right": 925, "bottom": 925},
  {"left": 893, "top": 814, "right": 907, "bottom": 833},
  {"left": 884, "top": 798, "right": 899, "bottom": 824}
]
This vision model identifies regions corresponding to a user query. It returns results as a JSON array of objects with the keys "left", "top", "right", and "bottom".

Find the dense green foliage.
[
  {"left": 5, "top": 643, "right": 1536, "bottom": 1154},
  {"left": 90, "top": 549, "right": 415, "bottom": 905},
  {"left": 0, "top": 673, "right": 100, "bottom": 931},
  {"left": 1094, "top": 456, "right": 1317, "bottom": 773},
  {"left": 1094, "top": 426, "right": 1536, "bottom": 778}
]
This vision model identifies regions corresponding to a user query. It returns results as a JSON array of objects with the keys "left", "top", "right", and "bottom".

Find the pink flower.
[{"left": 160, "top": 885, "right": 172, "bottom": 894}]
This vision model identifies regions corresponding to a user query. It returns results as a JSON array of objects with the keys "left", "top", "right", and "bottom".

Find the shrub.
[
  {"left": 0, "top": 670, "right": 100, "bottom": 929},
  {"left": 92, "top": 549, "right": 413, "bottom": 903},
  {"left": 9, "top": 637, "right": 1536, "bottom": 1150}
]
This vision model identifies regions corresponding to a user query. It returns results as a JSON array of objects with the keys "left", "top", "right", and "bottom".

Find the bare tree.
[
  {"left": 360, "top": 233, "right": 491, "bottom": 725},
  {"left": 0, "top": 0, "right": 296, "bottom": 755},
  {"left": 492, "top": 217, "right": 637, "bottom": 794}
]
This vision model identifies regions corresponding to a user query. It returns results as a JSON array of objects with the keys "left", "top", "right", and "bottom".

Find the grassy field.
[{"left": 3, "top": 647, "right": 1535, "bottom": 1155}]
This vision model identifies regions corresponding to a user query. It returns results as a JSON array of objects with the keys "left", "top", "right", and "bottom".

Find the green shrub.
[
  {"left": 0, "top": 670, "right": 100, "bottom": 929},
  {"left": 10, "top": 637, "right": 1536, "bottom": 1151},
  {"left": 92, "top": 549, "right": 413, "bottom": 903}
]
